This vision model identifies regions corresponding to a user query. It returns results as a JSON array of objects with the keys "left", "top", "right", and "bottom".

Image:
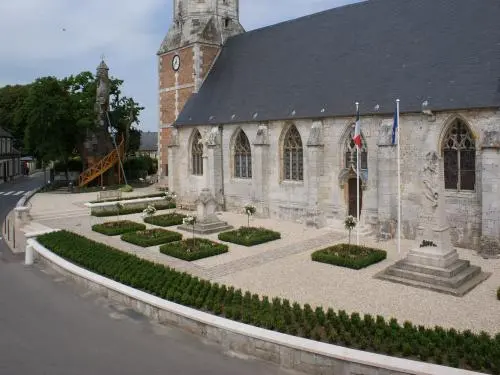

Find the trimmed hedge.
[
  {"left": 92, "top": 220, "right": 146, "bottom": 236},
  {"left": 144, "top": 212, "right": 187, "bottom": 227},
  {"left": 89, "top": 193, "right": 166, "bottom": 204},
  {"left": 91, "top": 202, "right": 176, "bottom": 217},
  {"left": 160, "top": 238, "right": 228, "bottom": 261},
  {"left": 37, "top": 231, "right": 500, "bottom": 374},
  {"left": 218, "top": 227, "right": 281, "bottom": 247},
  {"left": 121, "top": 229, "right": 182, "bottom": 247},
  {"left": 312, "top": 244, "right": 387, "bottom": 270}
]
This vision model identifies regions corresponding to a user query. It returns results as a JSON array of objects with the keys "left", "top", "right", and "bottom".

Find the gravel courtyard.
[{"left": 28, "top": 189, "right": 500, "bottom": 335}]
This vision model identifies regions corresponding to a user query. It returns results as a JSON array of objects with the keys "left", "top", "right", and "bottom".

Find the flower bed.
[
  {"left": 91, "top": 202, "right": 176, "bottom": 217},
  {"left": 121, "top": 228, "right": 182, "bottom": 247},
  {"left": 144, "top": 212, "right": 187, "bottom": 227},
  {"left": 312, "top": 244, "right": 387, "bottom": 270},
  {"left": 36, "top": 230, "right": 500, "bottom": 373},
  {"left": 218, "top": 227, "right": 281, "bottom": 247},
  {"left": 91, "top": 220, "right": 146, "bottom": 236},
  {"left": 160, "top": 238, "right": 228, "bottom": 261}
]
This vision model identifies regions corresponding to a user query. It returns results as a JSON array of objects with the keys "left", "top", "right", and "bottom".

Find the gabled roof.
[
  {"left": 139, "top": 131, "right": 158, "bottom": 151},
  {"left": 0, "top": 126, "right": 13, "bottom": 138},
  {"left": 176, "top": 0, "right": 500, "bottom": 126}
]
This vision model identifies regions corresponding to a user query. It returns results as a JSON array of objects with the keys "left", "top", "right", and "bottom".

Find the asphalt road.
[{"left": 0, "top": 176, "right": 297, "bottom": 375}]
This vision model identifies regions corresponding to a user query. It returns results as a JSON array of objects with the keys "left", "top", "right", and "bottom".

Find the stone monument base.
[
  {"left": 376, "top": 246, "right": 490, "bottom": 297},
  {"left": 177, "top": 214, "right": 233, "bottom": 235}
]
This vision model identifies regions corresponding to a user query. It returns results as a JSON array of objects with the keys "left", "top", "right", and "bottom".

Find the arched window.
[
  {"left": 191, "top": 130, "right": 203, "bottom": 176},
  {"left": 234, "top": 130, "right": 252, "bottom": 178},
  {"left": 345, "top": 128, "right": 367, "bottom": 169},
  {"left": 283, "top": 125, "right": 303, "bottom": 181},
  {"left": 442, "top": 119, "right": 475, "bottom": 191}
]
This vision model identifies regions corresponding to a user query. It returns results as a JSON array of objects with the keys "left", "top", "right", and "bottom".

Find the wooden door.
[{"left": 348, "top": 178, "right": 362, "bottom": 218}]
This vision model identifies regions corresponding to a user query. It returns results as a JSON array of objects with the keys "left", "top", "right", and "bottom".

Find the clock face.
[{"left": 172, "top": 55, "right": 180, "bottom": 71}]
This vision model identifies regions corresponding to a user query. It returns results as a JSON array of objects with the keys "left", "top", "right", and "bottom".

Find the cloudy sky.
[{"left": 0, "top": 0, "right": 361, "bottom": 131}]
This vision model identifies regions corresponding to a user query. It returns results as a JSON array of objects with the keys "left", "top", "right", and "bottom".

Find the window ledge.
[
  {"left": 281, "top": 180, "right": 305, "bottom": 186},
  {"left": 444, "top": 190, "right": 477, "bottom": 199},
  {"left": 230, "top": 177, "right": 252, "bottom": 184}
]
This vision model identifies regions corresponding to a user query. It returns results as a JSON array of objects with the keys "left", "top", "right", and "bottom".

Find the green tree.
[{"left": 0, "top": 84, "right": 31, "bottom": 150}]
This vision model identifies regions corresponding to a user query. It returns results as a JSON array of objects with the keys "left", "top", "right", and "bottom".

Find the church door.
[{"left": 348, "top": 177, "right": 362, "bottom": 218}]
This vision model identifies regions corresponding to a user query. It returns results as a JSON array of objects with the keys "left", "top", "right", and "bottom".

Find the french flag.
[{"left": 352, "top": 107, "right": 362, "bottom": 148}]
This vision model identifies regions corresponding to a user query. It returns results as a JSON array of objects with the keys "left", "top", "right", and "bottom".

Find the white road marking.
[
  {"left": 13, "top": 191, "right": 25, "bottom": 196},
  {"left": 3, "top": 191, "right": 14, "bottom": 196}
]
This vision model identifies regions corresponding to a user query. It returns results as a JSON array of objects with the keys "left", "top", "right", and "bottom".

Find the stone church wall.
[{"left": 172, "top": 108, "right": 499, "bottom": 250}]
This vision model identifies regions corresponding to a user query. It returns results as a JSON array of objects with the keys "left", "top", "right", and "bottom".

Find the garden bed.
[
  {"left": 218, "top": 227, "right": 281, "bottom": 247},
  {"left": 91, "top": 202, "right": 176, "bottom": 217},
  {"left": 121, "top": 228, "right": 182, "bottom": 247},
  {"left": 92, "top": 220, "right": 146, "bottom": 236},
  {"left": 312, "top": 244, "right": 387, "bottom": 270},
  {"left": 160, "top": 238, "right": 228, "bottom": 261},
  {"left": 144, "top": 212, "right": 187, "bottom": 227},
  {"left": 36, "top": 230, "right": 500, "bottom": 373}
]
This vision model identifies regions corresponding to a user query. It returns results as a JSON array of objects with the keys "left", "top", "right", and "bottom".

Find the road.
[{"left": 0, "top": 176, "right": 296, "bottom": 375}]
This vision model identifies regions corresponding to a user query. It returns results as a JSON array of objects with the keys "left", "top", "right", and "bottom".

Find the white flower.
[
  {"left": 183, "top": 216, "right": 197, "bottom": 226},
  {"left": 244, "top": 204, "right": 256, "bottom": 216},
  {"left": 142, "top": 204, "right": 157, "bottom": 217}
]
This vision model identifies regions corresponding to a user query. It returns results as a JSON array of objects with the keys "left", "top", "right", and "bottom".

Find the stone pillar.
[
  {"left": 361, "top": 121, "right": 379, "bottom": 229},
  {"left": 252, "top": 124, "right": 270, "bottom": 217},
  {"left": 167, "top": 127, "right": 179, "bottom": 191},
  {"left": 205, "top": 126, "right": 220, "bottom": 198},
  {"left": 376, "top": 120, "right": 398, "bottom": 238},
  {"left": 479, "top": 126, "right": 500, "bottom": 258},
  {"left": 305, "top": 121, "right": 325, "bottom": 228}
]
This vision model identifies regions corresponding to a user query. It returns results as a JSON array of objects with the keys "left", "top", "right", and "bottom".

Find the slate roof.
[
  {"left": 139, "top": 131, "right": 158, "bottom": 151},
  {"left": 175, "top": 0, "right": 500, "bottom": 126},
  {"left": 0, "top": 126, "right": 13, "bottom": 138}
]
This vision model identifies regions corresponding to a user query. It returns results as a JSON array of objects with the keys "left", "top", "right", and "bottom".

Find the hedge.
[
  {"left": 218, "top": 227, "right": 281, "bottom": 247},
  {"left": 36, "top": 231, "right": 500, "bottom": 374},
  {"left": 89, "top": 193, "right": 166, "bottom": 204},
  {"left": 160, "top": 238, "right": 228, "bottom": 261},
  {"left": 91, "top": 202, "right": 176, "bottom": 217},
  {"left": 144, "top": 212, "right": 186, "bottom": 227},
  {"left": 121, "top": 229, "right": 182, "bottom": 247},
  {"left": 312, "top": 244, "right": 387, "bottom": 270},
  {"left": 92, "top": 220, "right": 146, "bottom": 236}
]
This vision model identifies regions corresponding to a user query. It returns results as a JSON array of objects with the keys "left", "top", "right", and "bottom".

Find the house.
[
  {"left": 157, "top": 0, "right": 500, "bottom": 253},
  {"left": 137, "top": 131, "right": 158, "bottom": 160},
  {"left": 0, "top": 126, "right": 21, "bottom": 183}
]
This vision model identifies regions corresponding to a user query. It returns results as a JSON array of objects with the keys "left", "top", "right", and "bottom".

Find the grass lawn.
[
  {"left": 144, "top": 212, "right": 187, "bottom": 227},
  {"left": 218, "top": 227, "right": 281, "bottom": 246},
  {"left": 121, "top": 228, "right": 182, "bottom": 247},
  {"left": 160, "top": 238, "right": 228, "bottom": 261},
  {"left": 92, "top": 220, "right": 146, "bottom": 236},
  {"left": 312, "top": 243, "right": 387, "bottom": 270}
]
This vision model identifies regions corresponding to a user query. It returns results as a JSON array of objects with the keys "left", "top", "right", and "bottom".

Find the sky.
[{"left": 0, "top": 0, "right": 362, "bottom": 132}]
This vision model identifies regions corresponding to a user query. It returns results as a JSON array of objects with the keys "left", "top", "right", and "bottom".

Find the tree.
[
  {"left": 0, "top": 84, "right": 31, "bottom": 150},
  {"left": 344, "top": 215, "right": 357, "bottom": 249},
  {"left": 22, "top": 76, "right": 82, "bottom": 180}
]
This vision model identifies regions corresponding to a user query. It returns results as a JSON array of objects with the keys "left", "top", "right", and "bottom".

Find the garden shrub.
[
  {"left": 37, "top": 230, "right": 500, "bottom": 374},
  {"left": 312, "top": 243, "right": 387, "bottom": 270},
  {"left": 218, "top": 227, "right": 281, "bottom": 247},
  {"left": 91, "top": 202, "right": 176, "bottom": 217},
  {"left": 144, "top": 212, "right": 187, "bottom": 227},
  {"left": 92, "top": 220, "right": 146, "bottom": 236},
  {"left": 121, "top": 228, "right": 182, "bottom": 247},
  {"left": 160, "top": 238, "right": 228, "bottom": 261}
]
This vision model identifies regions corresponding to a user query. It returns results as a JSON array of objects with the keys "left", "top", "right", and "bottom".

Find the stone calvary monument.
[{"left": 376, "top": 151, "right": 490, "bottom": 296}]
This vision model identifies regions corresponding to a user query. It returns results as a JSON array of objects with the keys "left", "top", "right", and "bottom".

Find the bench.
[{"left": 97, "top": 190, "right": 122, "bottom": 202}]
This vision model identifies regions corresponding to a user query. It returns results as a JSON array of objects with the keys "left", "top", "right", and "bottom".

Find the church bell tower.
[{"left": 157, "top": 0, "right": 244, "bottom": 180}]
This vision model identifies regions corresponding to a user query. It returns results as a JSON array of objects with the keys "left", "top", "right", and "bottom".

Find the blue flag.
[{"left": 391, "top": 107, "right": 398, "bottom": 145}]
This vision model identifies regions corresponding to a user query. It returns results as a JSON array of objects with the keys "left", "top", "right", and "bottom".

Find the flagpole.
[
  {"left": 396, "top": 99, "right": 401, "bottom": 255},
  {"left": 355, "top": 102, "right": 360, "bottom": 246}
]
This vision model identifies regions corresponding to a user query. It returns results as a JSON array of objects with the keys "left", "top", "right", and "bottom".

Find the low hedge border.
[
  {"left": 144, "top": 212, "right": 187, "bottom": 227},
  {"left": 37, "top": 231, "right": 500, "bottom": 373},
  {"left": 91, "top": 220, "right": 146, "bottom": 236},
  {"left": 91, "top": 202, "right": 176, "bottom": 217},
  {"left": 89, "top": 193, "right": 166, "bottom": 204},
  {"left": 218, "top": 227, "right": 281, "bottom": 247},
  {"left": 160, "top": 238, "right": 228, "bottom": 261},
  {"left": 121, "top": 229, "right": 182, "bottom": 247},
  {"left": 312, "top": 244, "right": 387, "bottom": 270}
]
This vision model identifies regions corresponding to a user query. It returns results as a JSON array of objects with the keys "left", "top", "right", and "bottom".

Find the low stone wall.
[
  {"left": 27, "top": 238, "right": 483, "bottom": 375},
  {"left": 85, "top": 197, "right": 164, "bottom": 215}
]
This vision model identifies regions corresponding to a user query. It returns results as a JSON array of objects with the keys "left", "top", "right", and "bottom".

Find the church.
[{"left": 157, "top": 0, "right": 500, "bottom": 254}]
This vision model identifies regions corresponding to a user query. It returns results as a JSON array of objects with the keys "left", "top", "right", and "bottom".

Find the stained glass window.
[
  {"left": 234, "top": 130, "right": 252, "bottom": 178},
  {"left": 443, "top": 120, "right": 475, "bottom": 191},
  {"left": 191, "top": 130, "right": 203, "bottom": 176},
  {"left": 283, "top": 125, "right": 303, "bottom": 181}
]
